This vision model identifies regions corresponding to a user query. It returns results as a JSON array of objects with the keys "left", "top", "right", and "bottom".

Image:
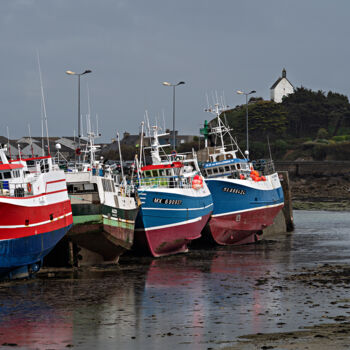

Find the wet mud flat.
[
  {"left": 224, "top": 264, "right": 350, "bottom": 350},
  {"left": 0, "top": 210, "right": 350, "bottom": 350}
]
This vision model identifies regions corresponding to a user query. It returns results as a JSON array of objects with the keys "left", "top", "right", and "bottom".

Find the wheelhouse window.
[
  {"left": 224, "top": 166, "right": 230, "bottom": 172},
  {"left": 3, "top": 172, "right": 11, "bottom": 179}
]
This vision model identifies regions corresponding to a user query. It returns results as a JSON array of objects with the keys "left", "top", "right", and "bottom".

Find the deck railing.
[
  {"left": 0, "top": 181, "right": 32, "bottom": 197},
  {"left": 137, "top": 176, "right": 193, "bottom": 189},
  {"left": 252, "top": 159, "right": 276, "bottom": 175}
]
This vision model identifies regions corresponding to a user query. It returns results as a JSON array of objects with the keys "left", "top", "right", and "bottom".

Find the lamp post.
[
  {"left": 236, "top": 89, "right": 256, "bottom": 158},
  {"left": 66, "top": 69, "right": 92, "bottom": 161},
  {"left": 162, "top": 81, "right": 185, "bottom": 151}
]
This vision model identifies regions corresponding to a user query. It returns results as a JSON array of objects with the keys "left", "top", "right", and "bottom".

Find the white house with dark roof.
[{"left": 270, "top": 68, "right": 294, "bottom": 103}]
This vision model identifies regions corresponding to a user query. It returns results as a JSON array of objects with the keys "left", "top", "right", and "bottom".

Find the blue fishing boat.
[
  {"left": 134, "top": 125, "right": 213, "bottom": 257},
  {"left": 201, "top": 104, "right": 284, "bottom": 245}
]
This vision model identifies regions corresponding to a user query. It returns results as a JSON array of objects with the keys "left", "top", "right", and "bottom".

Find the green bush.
[
  {"left": 331, "top": 135, "right": 350, "bottom": 142},
  {"left": 317, "top": 128, "right": 328, "bottom": 139}
]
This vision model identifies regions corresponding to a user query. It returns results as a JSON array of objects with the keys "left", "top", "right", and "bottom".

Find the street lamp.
[
  {"left": 236, "top": 89, "right": 256, "bottom": 158},
  {"left": 162, "top": 81, "right": 185, "bottom": 151},
  {"left": 66, "top": 69, "right": 92, "bottom": 160}
]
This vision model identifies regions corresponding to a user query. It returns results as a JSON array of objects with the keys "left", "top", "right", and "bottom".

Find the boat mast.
[
  {"left": 6, "top": 126, "right": 11, "bottom": 160},
  {"left": 37, "top": 52, "right": 50, "bottom": 156},
  {"left": 116, "top": 132, "right": 125, "bottom": 180}
]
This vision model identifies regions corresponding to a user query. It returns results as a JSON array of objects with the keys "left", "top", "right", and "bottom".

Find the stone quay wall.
[{"left": 275, "top": 161, "right": 350, "bottom": 177}]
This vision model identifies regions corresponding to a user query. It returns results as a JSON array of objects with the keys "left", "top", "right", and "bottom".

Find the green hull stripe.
[
  {"left": 73, "top": 214, "right": 102, "bottom": 225},
  {"left": 103, "top": 218, "right": 134, "bottom": 230}
]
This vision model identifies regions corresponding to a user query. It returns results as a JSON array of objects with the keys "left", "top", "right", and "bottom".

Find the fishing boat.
[
  {"left": 201, "top": 103, "right": 284, "bottom": 245},
  {"left": 134, "top": 124, "right": 213, "bottom": 257},
  {"left": 0, "top": 145, "right": 73, "bottom": 280},
  {"left": 66, "top": 131, "right": 139, "bottom": 265}
]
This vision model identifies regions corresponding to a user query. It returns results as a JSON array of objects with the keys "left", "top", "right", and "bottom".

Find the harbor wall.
[
  {"left": 275, "top": 161, "right": 350, "bottom": 177},
  {"left": 263, "top": 171, "right": 294, "bottom": 237}
]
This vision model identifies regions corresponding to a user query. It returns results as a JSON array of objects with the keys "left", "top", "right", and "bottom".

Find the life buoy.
[
  {"left": 27, "top": 183, "right": 32, "bottom": 193},
  {"left": 239, "top": 174, "right": 245, "bottom": 180},
  {"left": 192, "top": 175, "right": 203, "bottom": 190}
]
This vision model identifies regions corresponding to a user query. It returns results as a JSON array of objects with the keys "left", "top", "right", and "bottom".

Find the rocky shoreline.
[{"left": 290, "top": 175, "right": 350, "bottom": 211}]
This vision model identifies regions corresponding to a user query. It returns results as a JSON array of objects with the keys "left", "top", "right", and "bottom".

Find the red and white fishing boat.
[{"left": 0, "top": 145, "right": 73, "bottom": 280}]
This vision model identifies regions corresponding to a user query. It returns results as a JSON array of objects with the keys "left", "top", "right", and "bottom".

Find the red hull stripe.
[
  {"left": 0, "top": 199, "right": 72, "bottom": 225},
  {"left": 0, "top": 188, "right": 67, "bottom": 200},
  {"left": 0, "top": 213, "right": 73, "bottom": 240},
  {"left": 0, "top": 212, "right": 73, "bottom": 229}
]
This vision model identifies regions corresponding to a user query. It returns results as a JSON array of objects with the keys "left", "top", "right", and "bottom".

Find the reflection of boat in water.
[
  {"left": 201, "top": 104, "right": 284, "bottom": 245},
  {"left": 0, "top": 284, "right": 73, "bottom": 349},
  {"left": 134, "top": 125, "right": 212, "bottom": 257},
  {"left": 0, "top": 145, "right": 72, "bottom": 280}
]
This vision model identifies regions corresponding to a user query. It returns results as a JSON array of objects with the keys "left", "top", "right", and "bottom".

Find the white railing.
[
  {"left": 0, "top": 181, "right": 32, "bottom": 197},
  {"left": 137, "top": 176, "right": 193, "bottom": 189}
]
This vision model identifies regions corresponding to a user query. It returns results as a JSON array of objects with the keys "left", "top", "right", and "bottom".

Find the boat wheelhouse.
[
  {"left": 134, "top": 125, "right": 213, "bottom": 257},
  {"left": 201, "top": 103, "right": 284, "bottom": 246}
]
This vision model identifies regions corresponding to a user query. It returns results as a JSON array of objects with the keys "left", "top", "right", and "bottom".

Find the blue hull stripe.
[
  {"left": 0, "top": 224, "right": 72, "bottom": 276},
  {"left": 136, "top": 191, "right": 213, "bottom": 230},
  {"left": 206, "top": 179, "right": 284, "bottom": 216}
]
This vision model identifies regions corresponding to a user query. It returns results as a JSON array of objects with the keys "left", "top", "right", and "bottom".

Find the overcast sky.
[{"left": 0, "top": 0, "right": 349, "bottom": 142}]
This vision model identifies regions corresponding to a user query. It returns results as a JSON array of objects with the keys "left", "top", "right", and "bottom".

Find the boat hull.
[
  {"left": 204, "top": 173, "right": 284, "bottom": 245},
  {"left": 69, "top": 202, "right": 138, "bottom": 262},
  {"left": 205, "top": 204, "right": 284, "bottom": 245},
  {"left": 134, "top": 188, "right": 213, "bottom": 257},
  {"left": 0, "top": 224, "right": 72, "bottom": 280}
]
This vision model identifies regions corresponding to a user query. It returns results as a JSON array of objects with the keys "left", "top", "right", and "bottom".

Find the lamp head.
[
  {"left": 177, "top": 81, "right": 185, "bottom": 86},
  {"left": 83, "top": 70, "right": 92, "bottom": 75},
  {"left": 249, "top": 90, "right": 256, "bottom": 94},
  {"left": 162, "top": 82, "right": 171, "bottom": 86},
  {"left": 236, "top": 90, "right": 244, "bottom": 95},
  {"left": 65, "top": 70, "right": 76, "bottom": 75}
]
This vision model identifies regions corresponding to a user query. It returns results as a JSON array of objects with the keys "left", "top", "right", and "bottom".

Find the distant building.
[
  {"left": 270, "top": 68, "right": 294, "bottom": 103},
  {"left": 0, "top": 136, "right": 88, "bottom": 160}
]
